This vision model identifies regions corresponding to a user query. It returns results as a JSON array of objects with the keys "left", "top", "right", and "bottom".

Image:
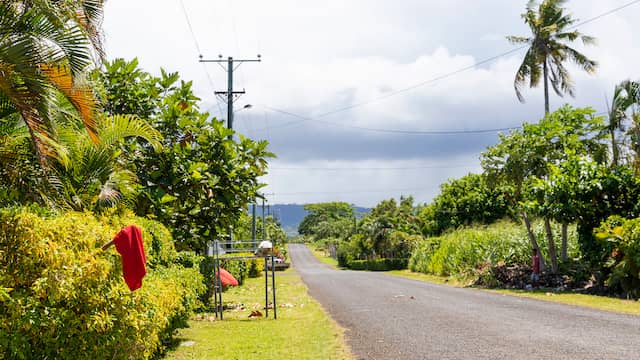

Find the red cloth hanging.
[
  {"left": 219, "top": 268, "right": 239, "bottom": 286},
  {"left": 113, "top": 225, "right": 147, "bottom": 291}
]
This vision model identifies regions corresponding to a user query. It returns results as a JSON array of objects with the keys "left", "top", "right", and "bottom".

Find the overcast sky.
[{"left": 103, "top": 0, "right": 640, "bottom": 208}]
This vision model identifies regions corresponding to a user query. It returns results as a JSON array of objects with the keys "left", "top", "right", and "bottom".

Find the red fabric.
[
  {"left": 219, "top": 268, "right": 239, "bottom": 286},
  {"left": 113, "top": 225, "right": 147, "bottom": 291},
  {"left": 533, "top": 253, "right": 540, "bottom": 274}
]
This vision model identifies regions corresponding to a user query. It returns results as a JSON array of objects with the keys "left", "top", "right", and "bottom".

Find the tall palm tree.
[
  {"left": 0, "top": 1, "right": 105, "bottom": 163},
  {"left": 606, "top": 80, "right": 640, "bottom": 166},
  {"left": 507, "top": 0, "right": 597, "bottom": 114}
]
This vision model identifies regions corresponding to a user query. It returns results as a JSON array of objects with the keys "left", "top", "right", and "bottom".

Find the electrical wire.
[
  {"left": 255, "top": 0, "right": 639, "bottom": 134},
  {"left": 270, "top": 164, "right": 478, "bottom": 171},
  {"left": 178, "top": 0, "right": 225, "bottom": 119},
  {"left": 257, "top": 104, "right": 521, "bottom": 134},
  {"left": 265, "top": 187, "right": 431, "bottom": 196}
]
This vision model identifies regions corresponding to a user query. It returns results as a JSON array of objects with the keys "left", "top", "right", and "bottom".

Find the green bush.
[
  {"left": 0, "top": 208, "right": 204, "bottom": 359},
  {"left": 175, "top": 251, "right": 203, "bottom": 268},
  {"left": 346, "top": 258, "right": 408, "bottom": 271},
  {"left": 596, "top": 216, "right": 640, "bottom": 298}
]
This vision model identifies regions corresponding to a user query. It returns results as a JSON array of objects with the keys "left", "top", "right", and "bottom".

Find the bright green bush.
[
  {"left": 174, "top": 250, "right": 203, "bottom": 268},
  {"left": 0, "top": 208, "right": 204, "bottom": 359},
  {"left": 347, "top": 258, "right": 408, "bottom": 271},
  {"left": 596, "top": 216, "right": 640, "bottom": 298},
  {"left": 220, "top": 254, "right": 265, "bottom": 284}
]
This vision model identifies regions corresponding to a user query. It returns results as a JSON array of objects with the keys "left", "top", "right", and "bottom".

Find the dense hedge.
[
  {"left": 346, "top": 258, "right": 408, "bottom": 271},
  {"left": 0, "top": 207, "right": 204, "bottom": 359},
  {"left": 596, "top": 216, "right": 640, "bottom": 298}
]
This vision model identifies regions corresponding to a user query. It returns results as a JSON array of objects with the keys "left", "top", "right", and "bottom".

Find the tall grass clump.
[{"left": 409, "top": 221, "right": 532, "bottom": 279}]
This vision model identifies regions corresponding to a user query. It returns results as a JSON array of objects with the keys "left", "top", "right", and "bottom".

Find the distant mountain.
[{"left": 267, "top": 204, "right": 371, "bottom": 236}]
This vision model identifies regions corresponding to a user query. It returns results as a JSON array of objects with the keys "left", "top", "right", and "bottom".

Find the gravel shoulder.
[{"left": 289, "top": 243, "right": 640, "bottom": 360}]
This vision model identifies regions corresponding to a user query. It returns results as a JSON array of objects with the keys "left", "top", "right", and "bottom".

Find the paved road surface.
[{"left": 288, "top": 244, "right": 640, "bottom": 360}]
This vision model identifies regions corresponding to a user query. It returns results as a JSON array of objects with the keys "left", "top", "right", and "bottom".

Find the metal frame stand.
[{"left": 211, "top": 239, "right": 277, "bottom": 320}]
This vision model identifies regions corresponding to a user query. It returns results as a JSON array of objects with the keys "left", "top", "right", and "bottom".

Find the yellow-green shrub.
[{"left": 0, "top": 207, "right": 204, "bottom": 359}]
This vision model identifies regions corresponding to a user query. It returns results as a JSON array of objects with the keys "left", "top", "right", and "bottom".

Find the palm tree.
[
  {"left": 46, "top": 114, "right": 162, "bottom": 211},
  {"left": 606, "top": 80, "right": 640, "bottom": 166},
  {"left": 0, "top": 1, "right": 105, "bottom": 163},
  {"left": 507, "top": 0, "right": 597, "bottom": 114}
]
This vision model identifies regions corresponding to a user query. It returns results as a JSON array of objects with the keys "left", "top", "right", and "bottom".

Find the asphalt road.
[{"left": 288, "top": 244, "right": 640, "bottom": 360}]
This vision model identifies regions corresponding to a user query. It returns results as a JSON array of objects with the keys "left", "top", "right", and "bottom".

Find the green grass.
[
  {"left": 309, "top": 246, "right": 341, "bottom": 269},
  {"left": 165, "top": 268, "right": 352, "bottom": 360},
  {"left": 386, "top": 270, "right": 640, "bottom": 316}
]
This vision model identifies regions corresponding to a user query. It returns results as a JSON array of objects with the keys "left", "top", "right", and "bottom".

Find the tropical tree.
[
  {"left": 483, "top": 106, "right": 605, "bottom": 272},
  {"left": 507, "top": 0, "right": 597, "bottom": 114},
  {"left": 425, "top": 173, "right": 511, "bottom": 235},
  {"left": 45, "top": 114, "right": 161, "bottom": 211},
  {"left": 0, "top": 1, "right": 105, "bottom": 162},
  {"left": 297, "top": 202, "right": 355, "bottom": 237},
  {"left": 605, "top": 80, "right": 640, "bottom": 166}
]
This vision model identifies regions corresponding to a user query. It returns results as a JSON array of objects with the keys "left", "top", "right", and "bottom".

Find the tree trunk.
[
  {"left": 610, "top": 125, "right": 618, "bottom": 167},
  {"left": 544, "top": 218, "right": 559, "bottom": 273},
  {"left": 561, "top": 223, "right": 568, "bottom": 262},
  {"left": 543, "top": 59, "right": 550, "bottom": 114},
  {"left": 522, "top": 211, "right": 546, "bottom": 271}
]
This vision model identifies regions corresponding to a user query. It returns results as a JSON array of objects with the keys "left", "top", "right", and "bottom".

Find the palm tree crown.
[
  {"left": 0, "top": 1, "right": 104, "bottom": 163},
  {"left": 508, "top": 0, "right": 597, "bottom": 113}
]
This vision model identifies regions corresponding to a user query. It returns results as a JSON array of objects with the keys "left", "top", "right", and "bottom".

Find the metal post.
[
  {"left": 252, "top": 203, "right": 256, "bottom": 241},
  {"left": 212, "top": 241, "right": 218, "bottom": 319},
  {"left": 272, "top": 251, "right": 277, "bottom": 319},
  {"left": 215, "top": 241, "right": 223, "bottom": 320},
  {"left": 262, "top": 198, "right": 266, "bottom": 241},
  {"left": 264, "top": 254, "right": 269, "bottom": 318},
  {"left": 226, "top": 57, "right": 233, "bottom": 140}
]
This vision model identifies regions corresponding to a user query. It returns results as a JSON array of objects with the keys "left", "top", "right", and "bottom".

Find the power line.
[
  {"left": 265, "top": 187, "right": 431, "bottom": 196},
  {"left": 257, "top": 104, "right": 521, "bottom": 134},
  {"left": 255, "top": 1, "right": 639, "bottom": 134},
  {"left": 178, "top": 0, "right": 225, "bottom": 118},
  {"left": 570, "top": 0, "right": 640, "bottom": 29},
  {"left": 179, "top": 0, "right": 202, "bottom": 55},
  {"left": 270, "top": 164, "right": 478, "bottom": 171}
]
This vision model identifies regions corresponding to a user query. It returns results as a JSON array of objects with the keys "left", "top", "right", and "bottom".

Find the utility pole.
[{"left": 199, "top": 55, "right": 261, "bottom": 140}]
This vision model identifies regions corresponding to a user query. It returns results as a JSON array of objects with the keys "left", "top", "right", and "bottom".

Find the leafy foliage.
[
  {"left": 422, "top": 173, "right": 510, "bottom": 235},
  {"left": 596, "top": 216, "right": 640, "bottom": 298},
  {"left": 0, "top": 207, "right": 204, "bottom": 359},
  {"left": 298, "top": 202, "right": 355, "bottom": 237},
  {"left": 0, "top": 0, "right": 104, "bottom": 161}
]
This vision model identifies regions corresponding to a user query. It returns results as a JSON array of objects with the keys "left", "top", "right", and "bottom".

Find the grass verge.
[
  {"left": 386, "top": 270, "right": 640, "bottom": 316},
  {"left": 165, "top": 268, "right": 352, "bottom": 360},
  {"left": 309, "top": 246, "right": 341, "bottom": 269}
]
